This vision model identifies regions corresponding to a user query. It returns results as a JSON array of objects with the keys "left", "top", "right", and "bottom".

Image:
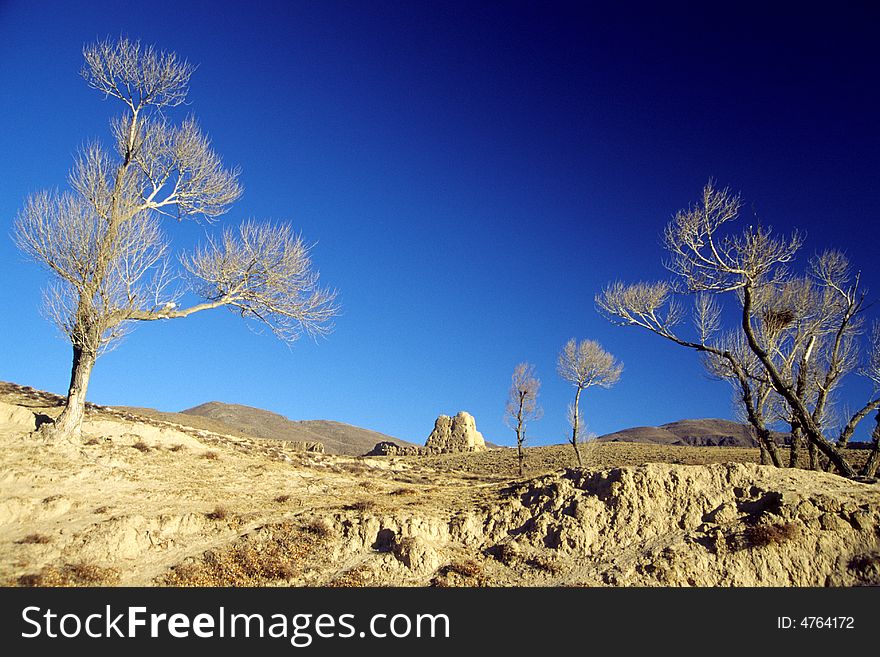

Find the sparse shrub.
[
  {"left": 16, "top": 533, "right": 52, "bottom": 545},
  {"left": 431, "top": 560, "right": 486, "bottom": 587},
  {"left": 849, "top": 552, "right": 880, "bottom": 570},
  {"left": 744, "top": 522, "right": 800, "bottom": 547},
  {"left": 358, "top": 480, "right": 378, "bottom": 491},
  {"left": 274, "top": 494, "right": 291, "bottom": 503},
  {"left": 328, "top": 566, "right": 371, "bottom": 587},
  {"left": 444, "top": 560, "right": 482, "bottom": 578},
  {"left": 848, "top": 552, "right": 880, "bottom": 585},
  {"left": 490, "top": 542, "right": 521, "bottom": 565},
  {"left": 340, "top": 461, "right": 370, "bottom": 475},
  {"left": 17, "top": 563, "right": 120, "bottom": 587},
  {"left": 84, "top": 437, "right": 101, "bottom": 446},
  {"left": 303, "top": 519, "right": 333, "bottom": 539},
  {"left": 202, "top": 451, "right": 219, "bottom": 460},
  {"left": 42, "top": 495, "right": 63, "bottom": 504},
  {"left": 131, "top": 439, "right": 151, "bottom": 452},
  {"left": 93, "top": 505, "right": 110, "bottom": 514},
  {"left": 390, "top": 487, "right": 417, "bottom": 496},
  {"left": 169, "top": 444, "right": 186, "bottom": 452},
  {"left": 728, "top": 522, "right": 800, "bottom": 550},
  {"left": 205, "top": 505, "right": 230, "bottom": 521},
  {"left": 526, "top": 555, "right": 563, "bottom": 574},
  {"left": 346, "top": 500, "right": 376, "bottom": 512}
]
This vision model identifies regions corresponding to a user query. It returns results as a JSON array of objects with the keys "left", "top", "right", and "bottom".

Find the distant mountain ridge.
[
  {"left": 596, "top": 418, "right": 785, "bottom": 447},
  {"left": 179, "top": 401, "right": 418, "bottom": 456}
]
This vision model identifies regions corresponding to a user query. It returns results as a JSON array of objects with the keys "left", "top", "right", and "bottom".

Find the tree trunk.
[
  {"left": 571, "top": 387, "right": 583, "bottom": 467},
  {"left": 516, "top": 427, "right": 525, "bottom": 477},
  {"left": 807, "top": 438, "right": 820, "bottom": 471},
  {"left": 740, "top": 284, "right": 856, "bottom": 478},
  {"left": 53, "top": 345, "right": 97, "bottom": 440},
  {"left": 788, "top": 423, "right": 801, "bottom": 468},
  {"left": 734, "top": 372, "right": 780, "bottom": 467},
  {"left": 759, "top": 430, "right": 782, "bottom": 467},
  {"left": 515, "top": 396, "right": 526, "bottom": 477},
  {"left": 571, "top": 441, "right": 583, "bottom": 467},
  {"left": 860, "top": 413, "right": 880, "bottom": 478}
]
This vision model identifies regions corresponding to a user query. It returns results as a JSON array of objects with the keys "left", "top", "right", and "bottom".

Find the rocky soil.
[{"left": 1, "top": 385, "right": 878, "bottom": 587}]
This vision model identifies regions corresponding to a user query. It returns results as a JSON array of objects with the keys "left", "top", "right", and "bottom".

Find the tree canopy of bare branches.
[
  {"left": 13, "top": 37, "right": 338, "bottom": 440},
  {"left": 596, "top": 181, "right": 880, "bottom": 478},
  {"left": 504, "top": 363, "right": 543, "bottom": 476},
  {"left": 557, "top": 338, "right": 622, "bottom": 467}
]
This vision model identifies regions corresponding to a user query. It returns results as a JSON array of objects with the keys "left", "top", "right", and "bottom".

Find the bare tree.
[
  {"left": 504, "top": 363, "right": 542, "bottom": 476},
  {"left": 556, "top": 339, "right": 622, "bottom": 467},
  {"left": 13, "top": 37, "right": 338, "bottom": 441},
  {"left": 597, "top": 181, "right": 880, "bottom": 479}
]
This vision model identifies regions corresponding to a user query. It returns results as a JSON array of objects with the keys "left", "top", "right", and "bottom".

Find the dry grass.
[
  {"left": 93, "top": 505, "right": 110, "bottom": 514},
  {"left": 15, "top": 563, "right": 120, "bottom": 587},
  {"left": 16, "top": 533, "right": 52, "bottom": 545},
  {"left": 83, "top": 437, "right": 101, "bottom": 446},
  {"left": 345, "top": 500, "right": 377, "bottom": 512},
  {"left": 168, "top": 444, "right": 186, "bottom": 452},
  {"left": 274, "top": 494, "right": 291, "bottom": 503},
  {"left": 162, "top": 521, "right": 324, "bottom": 586},
  {"left": 338, "top": 461, "right": 371, "bottom": 475},
  {"left": 408, "top": 442, "right": 873, "bottom": 478},
  {"left": 390, "top": 487, "right": 417, "bottom": 496},
  {"left": 202, "top": 450, "right": 219, "bottom": 460}
]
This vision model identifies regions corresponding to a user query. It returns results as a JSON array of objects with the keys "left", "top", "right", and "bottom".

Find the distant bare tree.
[
  {"left": 13, "top": 37, "right": 338, "bottom": 441},
  {"left": 597, "top": 181, "right": 880, "bottom": 479},
  {"left": 504, "top": 363, "right": 542, "bottom": 476},
  {"left": 557, "top": 339, "right": 622, "bottom": 467}
]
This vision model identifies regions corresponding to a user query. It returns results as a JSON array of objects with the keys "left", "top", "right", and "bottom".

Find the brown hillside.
[
  {"left": 598, "top": 418, "right": 787, "bottom": 447},
  {"left": 180, "top": 401, "right": 417, "bottom": 456}
]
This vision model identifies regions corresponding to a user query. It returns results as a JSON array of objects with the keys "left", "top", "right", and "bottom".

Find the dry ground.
[{"left": 1, "top": 382, "right": 878, "bottom": 587}]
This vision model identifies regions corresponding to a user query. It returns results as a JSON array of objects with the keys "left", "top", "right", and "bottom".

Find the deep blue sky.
[{"left": 1, "top": 1, "right": 878, "bottom": 445}]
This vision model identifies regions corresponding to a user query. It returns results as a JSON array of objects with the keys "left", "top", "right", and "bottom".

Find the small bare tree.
[
  {"left": 597, "top": 181, "right": 880, "bottom": 478},
  {"left": 504, "top": 363, "right": 542, "bottom": 477},
  {"left": 13, "top": 38, "right": 338, "bottom": 441},
  {"left": 557, "top": 338, "right": 622, "bottom": 467}
]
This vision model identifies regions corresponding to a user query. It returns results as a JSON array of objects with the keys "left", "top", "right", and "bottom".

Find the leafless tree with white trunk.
[
  {"left": 596, "top": 181, "right": 880, "bottom": 479},
  {"left": 504, "top": 363, "right": 542, "bottom": 476},
  {"left": 556, "top": 338, "right": 622, "bottom": 467},
  {"left": 13, "top": 37, "right": 338, "bottom": 441}
]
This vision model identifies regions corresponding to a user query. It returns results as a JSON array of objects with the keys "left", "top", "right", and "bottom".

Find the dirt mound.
[
  {"left": 476, "top": 462, "right": 880, "bottom": 585},
  {"left": 0, "top": 401, "right": 37, "bottom": 433},
  {"left": 297, "top": 462, "right": 879, "bottom": 587}
]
